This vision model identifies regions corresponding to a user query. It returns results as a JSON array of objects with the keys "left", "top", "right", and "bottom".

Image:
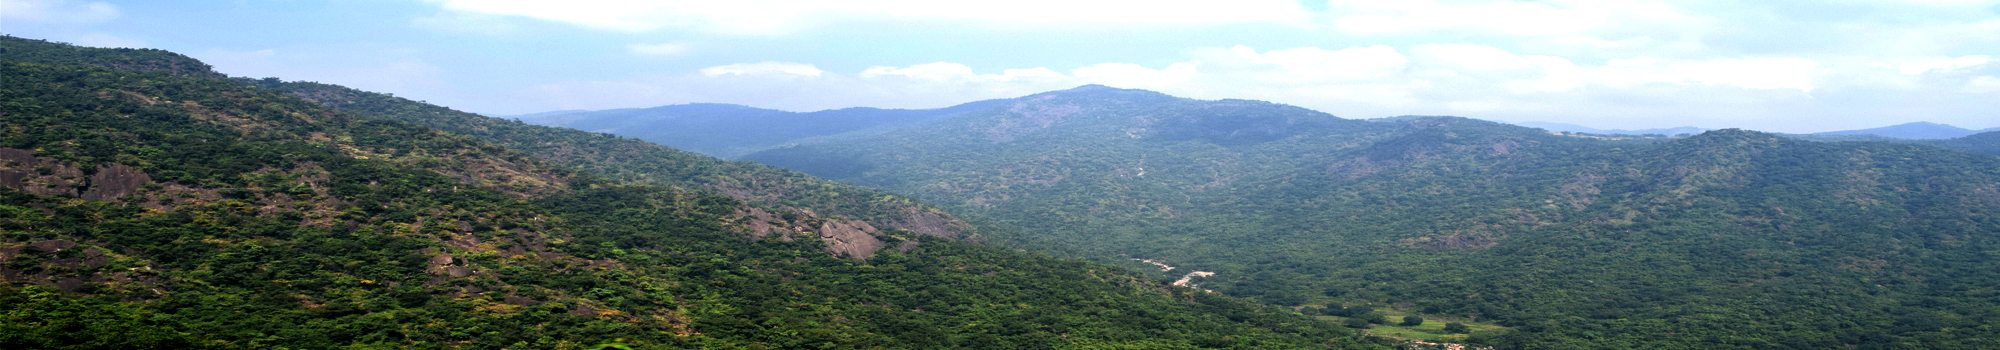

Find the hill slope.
[
  {"left": 741, "top": 85, "right": 2000, "bottom": 349},
  {"left": 0, "top": 36, "right": 1400, "bottom": 350}
]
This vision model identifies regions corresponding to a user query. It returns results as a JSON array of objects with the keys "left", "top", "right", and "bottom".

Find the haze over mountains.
[
  {"left": 11, "top": 35, "right": 2000, "bottom": 350},
  {"left": 0, "top": 37, "right": 1402, "bottom": 349},
  {"left": 515, "top": 84, "right": 2000, "bottom": 349},
  {"left": 503, "top": 100, "right": 1996, "bottom": 159}
]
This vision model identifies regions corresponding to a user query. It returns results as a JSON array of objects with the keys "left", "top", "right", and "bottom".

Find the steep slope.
[
  {"left": 742, "top": 85, "right": 2000, "bottom": 349},
  {"left": 508, "top": 101, "right": 1006, "bottom": 158},
  {"left": 0, "top": 37, "right": 1402, "bottom": 350},
  {"left": 232, "top": 79, "right": 979, "bottom": 242}
]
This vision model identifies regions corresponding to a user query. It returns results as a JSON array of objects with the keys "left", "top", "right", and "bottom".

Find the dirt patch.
[
  {"left": 81, "top": 163, "right": 151, "bottom": 201},
  {"left": 1404, "top": 231, "right": 1501, "bottom": 250}
]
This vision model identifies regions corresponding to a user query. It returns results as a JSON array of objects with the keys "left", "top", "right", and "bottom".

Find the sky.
[{"left": 4, "top": 0, "right": 1997, "bottom": 133}]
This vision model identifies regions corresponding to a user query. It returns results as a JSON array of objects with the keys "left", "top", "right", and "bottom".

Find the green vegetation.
[
  {"left": 0, "top": 36, "right": 1402, "bottom": 349},
  {"left": 231, "top": 75, "right": 985, "bottom": 243},
  {"left": 739, "top": 85, "right": 2000, "bottom": 349}
]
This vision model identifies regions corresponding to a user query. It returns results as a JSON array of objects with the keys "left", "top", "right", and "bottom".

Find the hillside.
[
  {"left": 1920, "top": 131, "right": 2000, "bottom": 156},
  {"left": 0, "top": 36, "right": 1402, "bottom": 349},
  {"left": 741, "top": 85, "right": 2000, "bottom": 349},
  {"left": 230, "top": 79, "right": 980, "bottom": 242}
]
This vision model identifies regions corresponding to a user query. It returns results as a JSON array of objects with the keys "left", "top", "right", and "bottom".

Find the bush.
[
  {"left": 1443, "top": 322, "right": 1469, "bottom": 334},
  {"left": 1344, "top": 317, "right": 1372, "bottom": 329},
  {"left": 1401, "top": 316, "right": 1424, "bottom": 327}
]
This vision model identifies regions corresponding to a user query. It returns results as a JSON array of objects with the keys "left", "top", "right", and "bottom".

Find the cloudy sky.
[{"left": 5, "top": 0, "right": 1997, "bottom": 132}]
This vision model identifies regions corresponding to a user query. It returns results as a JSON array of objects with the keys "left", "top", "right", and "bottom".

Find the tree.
[
  {"left": 1344, "top": 317, "right": 1372, "bottom": 329},
  {"left": 1401, "top": 316, "right": 1424, "bottom": 327},
  {"left": 1364, "top": 313, "right": 1388, "bottom": 325},
  {"left": 1443, "top": 322, "right": 1469, "bottom": 334}
]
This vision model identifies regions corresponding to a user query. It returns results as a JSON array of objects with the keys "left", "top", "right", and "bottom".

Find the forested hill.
[
  {"left": 1921, "top": 131, "right": 2000, "bottom": 156},
  {"left": 0, "top": 36, "right": 1404, "bottom": 349},
  {"left": 508, "top": 101, "right": 1008, "bottom": 158},
  {"left": 742, "top": 85, "right": 2000, "bottom": 349},
  {"left": 232, "top": 76, "right": 981, "bottom": 243}
]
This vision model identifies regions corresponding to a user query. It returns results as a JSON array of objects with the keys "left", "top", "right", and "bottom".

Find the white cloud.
[
  {"left": 418, "top": 0, "right": 1310, "bottom": 35},
  {"left": 1665, "top": 58, "right": 1820, "bottom": 91},
  {"left": 1223, "top": 45, "right": 1408, "bottom": 83},
  {"left": 627, "top": 42, "right": 693, "bottom": 56},
  {"left": 1967, "top": 76, "right": 2000, "bottom": 93},
  {"left": 1326, "top": 0, "right": 1698, "bottom": 37},
  {"left": 1891, "top": 55, "right": 1993, "bottom": 74},
  {"left": 1071, "top": 62, "right": 1203, "bottom": 89},
  {"left": 411, "top": 11, "right": 525, "bottom": 35},
  {"left": 699, "top": 62, "right": 824, "bottom": 77},
  {"left": 859, "top": 62, "right": 1069, "bottom": 83},
  {"left": 0, "top": 0, "right": 119, "bottom": 24},
  {"left": 480, "top": 41, "right": 2000, "bottom": 132},
  {"left": 1414, "top": 44, "right": 1538, "bottom": 71}
]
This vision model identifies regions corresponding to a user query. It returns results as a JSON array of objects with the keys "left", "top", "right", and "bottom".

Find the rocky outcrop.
[
  {"left": 81, "top": 163, "right": 151, "bottom": 201},
  {"left": 819, "top": 219, "right": 886, "bottom": 259},
  {"left": 0, "top": 148, "right": 153, "bottom": 201}
]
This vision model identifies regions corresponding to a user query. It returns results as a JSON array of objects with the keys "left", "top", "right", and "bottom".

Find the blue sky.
[{"left": 5, "top": 0, "right": 1997, "bottom": 133}]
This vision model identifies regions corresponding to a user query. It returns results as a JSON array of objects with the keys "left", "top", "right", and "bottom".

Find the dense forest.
[
  {"left": 739, "top": 85, "right": 2000, "bottom": 349},
  {"left": 0, "top": 36, "right": 1406, "bottom": 349}
]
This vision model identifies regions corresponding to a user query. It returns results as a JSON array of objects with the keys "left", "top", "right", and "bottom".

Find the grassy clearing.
[{"left": 1315, "top": 309, "right": 1506, "bottom": 342}]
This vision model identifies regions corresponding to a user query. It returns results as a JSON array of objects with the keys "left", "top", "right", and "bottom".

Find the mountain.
[
  {"left": 1921, "top": 131, "right": 2000, "bottom": 156},
  {"left": 740, "top": 85, "right": 2000, "bottom": 349},
  {"left": 1814, "top": 121, "right": 1983, "bottom": 139},
  {"left": 505, "top": 101, "right": 1006, "bottom": 158},
  {"left": 1513, "top": 121, "right": 1708, "bottom": 136},
  {"left": 490, "top": 109, "right": 591, "bottom": 120},
  {"left": 0, "top": 36, "right": 1401, "bottom": 349}
]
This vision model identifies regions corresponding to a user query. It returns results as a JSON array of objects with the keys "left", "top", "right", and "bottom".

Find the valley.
[
  {"left": 558, "top": 85, "right": 2000, "bottom": 349},
  {"left": 5, "top": 34, "right": 1999, "bottom": 350},
  {"left": 0, "top": 36, "right": 1402, "bottom": 349}
]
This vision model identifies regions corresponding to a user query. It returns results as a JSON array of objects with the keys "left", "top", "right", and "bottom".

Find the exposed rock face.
[
  {"left": 819, "top": 219, "right": 886, "bottom": 259},
  {"left": 0, "top": 148, "right": 86, "bottom": 197},
  {"left": 737, "top": 207, "right": 784, "bottom": 240},
  {"left": 887, "top": 207, "right": 971, "bottom": 239},
  {"left": 569, "top": 303, "right": 601, "bottom": 317},
  {"left": 81, "top": 163, "right": 151, "bottom": 201},
  {"left": 504, "top": 295, "right": 540, "bottom": 306},
  {"left": 0, "top": 148, "right": 154, "bottom": 201}
]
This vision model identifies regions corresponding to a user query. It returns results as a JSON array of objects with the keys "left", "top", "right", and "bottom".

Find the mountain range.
[
  {"left": 563, "top": 84, "right": 2000, "bottom": 349},
  {"left": 506, "top": 104, "right": 1994, "bottom": 162},
  {"left": 1509, "top": 121, "right": 1709, "bottom": 136},
  {"left": 12, "top": 34, "right": 2000, "bottom": 349},
  {"left": 0, "top": 36, "right": 1402, "bottom": 349}
]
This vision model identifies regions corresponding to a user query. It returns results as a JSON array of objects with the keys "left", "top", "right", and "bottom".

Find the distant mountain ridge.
[
  {"left": 1513, "top": 121, "right": 1709, "bottom": 136},
  {"left": 501, "top": 101, "right": 1007, "bottom": 158},
  {"left": 1812, "top": 121, "right": 1989, "bottom": 139}
]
